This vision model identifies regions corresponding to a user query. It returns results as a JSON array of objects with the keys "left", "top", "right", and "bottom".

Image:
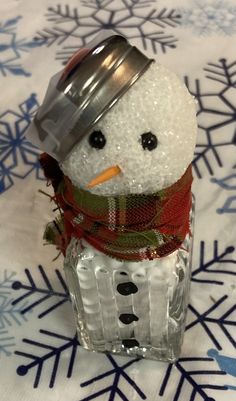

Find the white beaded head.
[{"left": 61, "top": 62, "right": 197, "bottom": 195}]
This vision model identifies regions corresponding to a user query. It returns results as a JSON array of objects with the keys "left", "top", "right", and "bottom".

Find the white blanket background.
[{"left": 0, "top": 1, "right": 236, "bottom": 400}]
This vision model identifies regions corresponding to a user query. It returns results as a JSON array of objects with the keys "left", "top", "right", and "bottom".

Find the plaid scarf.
[{"left": 41, "top": 154, "right": 193, "bottom": 262}]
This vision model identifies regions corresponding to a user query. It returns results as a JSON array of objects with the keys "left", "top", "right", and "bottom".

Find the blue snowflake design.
[
  {"left": 211, "top": 166, "right": 236, "bottom": 214},
  {"left": 80, "top": 353, "right": 146, "bottom": 401},
  {"left": 180, "top": 0, "right": 236, "bottom": 35},
  {"left": 160, "top": 356, "right": 227, "bottom": 401},
  {"left": 0, "top": 270, "right": 17, "bottom": 296},
  {"left": 158, "top": 237, "right": 236, "bottom": 400},
  {"left": 208, "top": 349, "right": 236, "bottom": 391},
  {"left": 0, "top": 16, "right": 44, "bottom": 76},
  {"left": 0, "top": 270, "right": 30, "bottom": 356},
  {"left": 35, "top": 0, "right": 181, "bottom": 65},
  {"left": 0, "top": 294, "right": 29, "bottom": 329},
  {"left": 191, "top": 240, "right": 236, "bottom": 285},
  {"left": 15, "top": 329, "right": 79, "bottom": 388},
  {"left": 0, "top": 269, "right": 30, "bottom": 330},
  {"left": 0, "top": 330, "right": 15, "bottom": 356},
  {"left": 185, "top": 58, "right": 236, "bottom": 179},
  {"left": 0, "top": 94, "right": 45, "bottom": 194},
  {"left": 15, "top": 330, "right": 146, "bottom": 399},
  {"left": 187, "top": 294, "right": 236, "bottom": 350},
  {"left": 12, "top": 265, "right": 70, "bottom": 319}
]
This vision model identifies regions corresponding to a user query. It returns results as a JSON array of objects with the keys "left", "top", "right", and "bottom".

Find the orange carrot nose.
[{"left": 86, "top": 165, "right": 122, "bottom": 189}]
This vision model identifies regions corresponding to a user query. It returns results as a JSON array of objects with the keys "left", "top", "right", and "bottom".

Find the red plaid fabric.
[{"left": 40, "top": 153, "right": 193, "bottom": 262}]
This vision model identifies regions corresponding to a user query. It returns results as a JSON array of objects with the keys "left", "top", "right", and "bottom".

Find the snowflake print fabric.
[
  {"left": 35, "top": 1, "right": 181, "bottom": 64},
  {"left": 0, "top": 16, "right": 44, "bottom": 76},
  {"left": 1, "top": 0, "right": 236, "bottom": 400},
  {"left": 180, "top": 0, "right": 236, "bottom": 35},
  {"left": 0, "top": 94, "right": 44, "bottom": 193}
]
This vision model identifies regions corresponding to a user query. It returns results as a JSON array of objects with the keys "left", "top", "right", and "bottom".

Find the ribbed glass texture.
[{"left": 64, "top": 206, "right": 194, "bottom": 362}]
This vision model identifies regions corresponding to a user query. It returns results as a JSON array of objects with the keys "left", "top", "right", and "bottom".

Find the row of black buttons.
[{"left": 117, "top": 279, "right": 140, "bottom": 348}]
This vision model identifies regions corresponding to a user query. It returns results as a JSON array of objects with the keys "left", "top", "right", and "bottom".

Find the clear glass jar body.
[{"left": 64, "top": 209, "right": 194, "bottom": 362}]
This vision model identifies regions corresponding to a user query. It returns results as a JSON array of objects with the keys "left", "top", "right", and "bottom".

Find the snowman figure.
[{"left": 28, "top": 34, "right": 197, "bottom": 361}]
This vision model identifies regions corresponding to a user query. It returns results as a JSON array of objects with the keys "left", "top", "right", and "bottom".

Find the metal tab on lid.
[{"left": 26, "top": 32, "right": 154, "bottom": 162}]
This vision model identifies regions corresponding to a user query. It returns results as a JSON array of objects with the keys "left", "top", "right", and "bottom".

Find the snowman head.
[{"left": 61, "top": 62, "right": 197, "bottom": 196}]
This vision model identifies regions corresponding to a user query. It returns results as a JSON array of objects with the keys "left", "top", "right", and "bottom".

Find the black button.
[
  {"left": 141, "top": 132, "right": 158, "bottom": 151},
  {"left": 119, "top": 313, "right": 139, "bottom": 325},
  {"left": 89, "top": 130, "right": 106, "bottom": 149},
  {"left": 117, "top": 282, "right": 138, "bottom": 296},
  {"left": 122, "top": 339, "right": 140, "bottom": 348}
]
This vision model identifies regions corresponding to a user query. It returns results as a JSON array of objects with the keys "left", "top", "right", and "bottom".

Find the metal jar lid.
[{"left": 26, "top": 32, "right": 154, "bottom": 162}]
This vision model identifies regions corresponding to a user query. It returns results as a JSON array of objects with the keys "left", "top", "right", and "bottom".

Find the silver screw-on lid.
[{"left": 26, "top": 32, "right": 154, "bottom": 161}]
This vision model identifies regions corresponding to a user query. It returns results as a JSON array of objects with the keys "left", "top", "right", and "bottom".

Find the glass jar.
[{"left": 64, "top": 204, "right": 194, "bottom": 362}]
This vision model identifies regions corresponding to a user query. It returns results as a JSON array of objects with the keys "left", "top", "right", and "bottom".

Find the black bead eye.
[
  {"left": 89, "top": 130, "right": 106, "bottom": 149},
  {"left": 141, "top": 132, "right": 158, "bottom": 151}
]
